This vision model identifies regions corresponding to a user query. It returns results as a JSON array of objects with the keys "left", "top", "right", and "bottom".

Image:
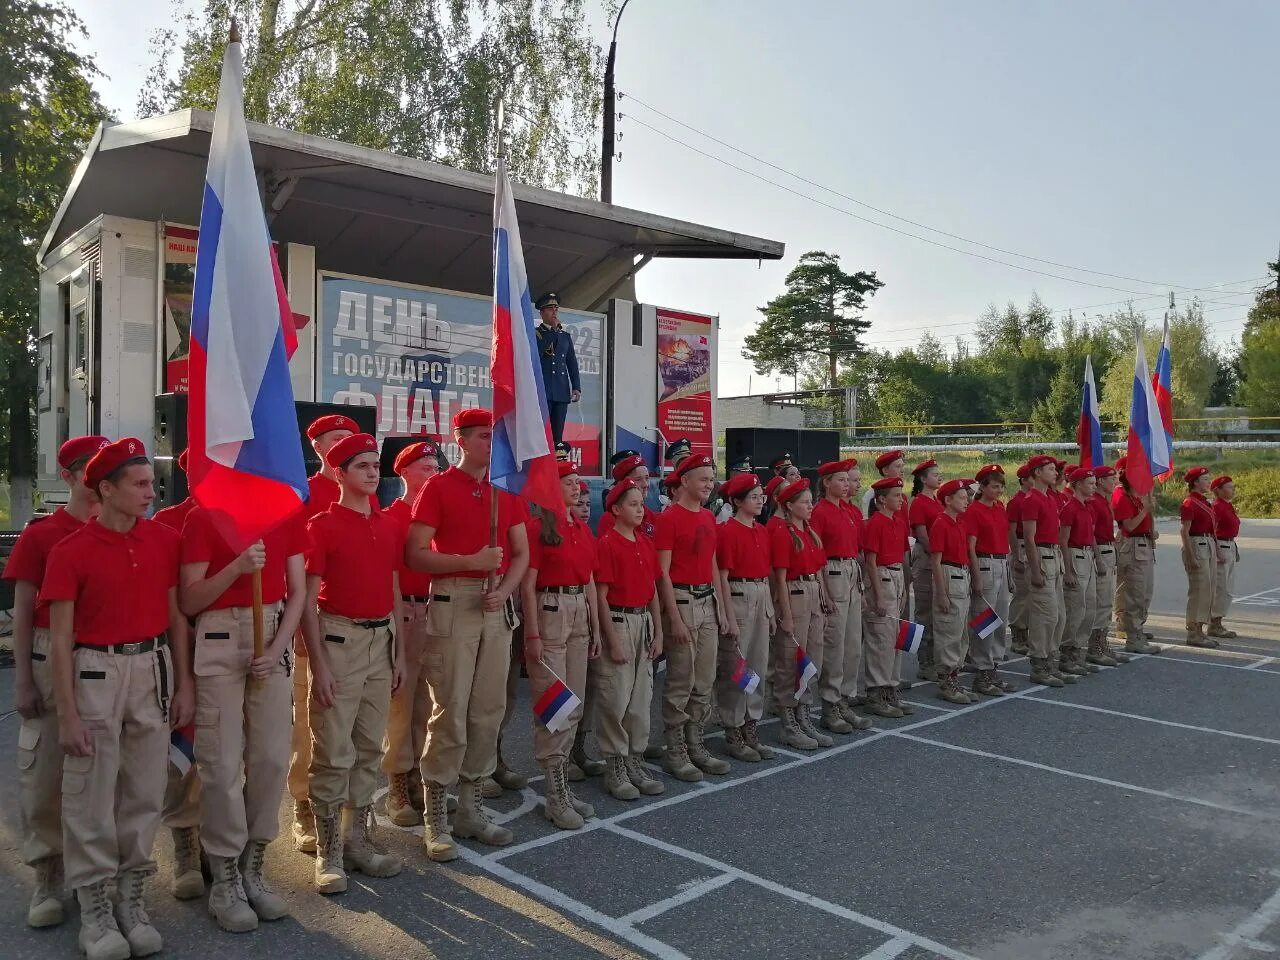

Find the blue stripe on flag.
[
  {"left": 232, "top": 332, "right": 309, "bottom": 496},
  {"left": 190, "top": 182, "right": 223, "bottom": 350}
]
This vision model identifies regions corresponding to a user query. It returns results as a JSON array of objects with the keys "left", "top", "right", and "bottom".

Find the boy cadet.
[
  {"left": 1059, "top": 467, "right": 1100, "bottom": 678},
  {"left": 1210, "top": 475, "right": 1240, "bottom": 639},
  {"left": 6, "top": 435, "right": 106, "bottom": 928},
  {"left": 1086, "top": 466, "right": 1128, "bottom": 665},
  {"left": 382, "top": 441, "right": 441, "bottom": 826},
  {"left": 1180, "top": 466, "right": 1219, "bottom": 648},
  {"left": 303, "top": 433, "right": 406, "bottom": 893},
  {"left": 1005, "top": 464, "right": 1033, "bottom": 655},
  {"left": 178, "top": 495, "right": 308, "bottom": 929},
  {"left": 1112, "top": 457, "right": 1161, "bottom": 654},
  {"left": 930, "top": 478, "right": 975, "bottom": 704},
  {"left": 964, "top": 464, "right": 1012, "bottom": 696},
  {"left": 408, "top": 408, "right": 530, "bottom": 861},
  {"left": 655, "top": 453, "right": 731, "bottom": 781},
  {"left": 1021, "top": 455, "right": 1069, "bottom": 687},
  {"left": 598, "top": 450, "right": 658, "bottom": 541},
  {"left": 861, "top": 477, "right": 912, "bottom": 718},
  {"left": 43, "top": 438, "right": 194, "bottom": 960}
]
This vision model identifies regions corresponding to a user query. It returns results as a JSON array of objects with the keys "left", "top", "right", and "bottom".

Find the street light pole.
[{"left": 600, "top": 0, "right": 632, "bottom": 203}]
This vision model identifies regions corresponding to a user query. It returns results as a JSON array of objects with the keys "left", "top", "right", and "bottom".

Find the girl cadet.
[
  {"left": 43, "top": 439, "right": 194, "bottom": 960},
  {"left": 1210, "top": 475, "right": 1240, "bottom": 639},
  {"left": 908, "top": 459, "right": 944, "bottom": 682},
  {"left": 963, "top": 464, "right": 1012, "bottom": 697},
  {"left": 302, "top": 433, "right": 406, "bottom": 894},
  {"left": 810, "top": 459, "right": 872, "bottom": 734},
  {"left": 1058, "top": 467, "right": 1100, "bottom": 679},
  {"left": 930, "top": 478, "right": 975, "bottom": 704},
  {"left": 521, "top": 461, "right": 600, "bottom": 830},
  {"left": 1180, "top": 466, "right": 1219, "bottom": 648},
  {"left": 1021, "top": 455, "right": 1069, "bottom": 687},
  {"left": 714, "top": 473, "right": 776, "bottom": 762},
  {"left": 837, "top": 461, "right": 872, "bottom": 714},
  {"left": 592, "top": 479, "right": 665, "bottom": 800},
  {"left": 1005, "top": 463, "right": 1033, "bottom": 656},
  {"left": 1112, "top": 457, "right": 1161, "bottom": 655},
  {"left": 861, "top": 478, "right": 912, "bottom": 719},
  {"left": 768, "top": 478, "right": 833, "bottom": 750},
  {"left": 1086, "top": 466, "right": 1127, "bottom": 666},
  {"left": 178, "top": 492, "right": 308, "bottom": 931}
]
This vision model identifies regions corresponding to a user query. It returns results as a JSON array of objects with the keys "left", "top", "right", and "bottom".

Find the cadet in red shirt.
[
  {"left": 1006, "top": 464, "right": 1033, "bottom": 655},
  {"left": 809, "top": 459, "right": 871, "bottom": 736},
  {"left": 380, "top": 441, "right": 441, "bottom": 828},
  {"left": 1210, "top": 475, "right": 1241, "bottom": 638},
  {"left": 768, "top": 478, "right": 832, "bottom": 751},
  {"left": 4, "top": 435, "right": 105, "bottom": 929},
  {"left": 714, "top": 473, "right": 775, "bottom": 762},
  {"left": 908, "top": 459, "right": 944, "bottom": 682},
  {"left": 152, "top": 450, "right": 196, "bottom": 532},
  {"left": 520, "top": 461, "right": 602, "bottom": 821},
  {"left": 1058, "top": 467, "right": 1100, "bottom": 678},
  {"left": 1085, "top": 466, "right": 1129, "bottom": 666},
  {"left": 592, "top": 480, "right": 664, "bottom": 798},
  {"left": 929, "top": 478, "right": 974, "bottom": 703},
  {"left": 1021, "top": 455, "right": 1069, "bottom": 686},
  {"left": 42, "top": 438, "right": 193, "bottom": 959},
  {"left": 598, "top": 451, "right": 658, "bottom": 539},
  {"left": 302, "top": 433, "right": 406, "bottom": 894},
  {"left": 963, "top": 464, "right": 1012, "bottom": 696},
  {"left": 1112, "top": 457, "right": 1160, "bottom": 654},
  {"left": 304, "top": 415, "right": 379, "bottom": 517},
  {"left": 407, "top": 408, "right": 529, "bottom": 860},
  {"left": 654, "top": 454, "right": 729, "bottom": 781},
  {"left": 860, "top": 478, "right": 912, "bottom": 719},
  {"left": 1180, "top": 466, "right": 1218, "bottom": 647}
]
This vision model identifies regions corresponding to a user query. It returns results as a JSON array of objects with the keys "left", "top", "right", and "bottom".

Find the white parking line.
[
  {"left": 1233, "top": 586, "right": 1280, "bottom": 603},
  {"left": 1138, "top": 653, "right": 1280, "bottom": 673},
  {"left": 616, "top": 873, "right": 737, "bottom": 925},
  {"left": 855, "top": 938, "right": 914, "bottom": 960},
  {"left": 1197, "top": 871, "right": 1280, "bottom": 960},
  {"left": 1023, "top": 696, "right": 1280, "bottom": 746},
  {"left": 1248, "top": 657, "right": 1277, "bottom": 670}
]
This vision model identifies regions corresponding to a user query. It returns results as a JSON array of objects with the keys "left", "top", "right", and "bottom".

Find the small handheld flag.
[
  {"left": 654, "top": 652, "right": 667, "bottom": 674},
  {"left": 731, "top": 654, "right": 761, "bottom": 694},
  {"left": 533, "top": 676, "right": 582, "bottom": 733},
  {"left": 968, "top": 605, "right": 1003, "bottom": 640},
  {"left": 169, "top": 726, "right": 195, "bottom": 777},
  {"left": 795, "top": 647, "right": 818, "bottom": 697},
  {"left": 896, "top": 619, "right": 925, "bottom": 654}
]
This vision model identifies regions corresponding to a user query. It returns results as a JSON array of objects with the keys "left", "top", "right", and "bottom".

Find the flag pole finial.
[{"left": 229, "top": 19, "right": 241, "bottom": 44}]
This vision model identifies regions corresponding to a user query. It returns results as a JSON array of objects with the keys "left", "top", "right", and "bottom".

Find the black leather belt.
[
  {"left": 540, "top": 585, "right": 586, "bottom": 595},
  {"left": 942, "top": 560, "right": 964, "bottom": 568},
  {"left": 673, "top": 582, "right": 715, "bottom": 599},
  {"left": 1218, "top": 539, "right": 1235, "bottom": 545},
  {"left": 976, "top": 552, "right": 1007, "bottom": 559},
  {"left": 1127, "top": 533, "right": 1152, "bottom": 541},
  {"left": 728, "top": 576, "right": 767, "bottom": 583},
  {"left": 401, "top": 594, "right": 430, "bottom": 603},
  {"left": 1192, "top": 536, "right": 1213, "bottom": 543},
  {"left": 881, "top": 564, "right": 902, "bottom": 571},
  {"left": 609, "top": 604, "right": 647, "bottom": 615},
  {"left": 793, "top": 573, "right": 819, "bottom": 582},
  {"left": 828, "top": 555, "right": 856, "bottom": 561},
  {"left": 75, "top": 637, "right": 165, "bottom": 656},
  {"left": 1098, "top": 545, "right": 1115, "bottom": 552},
  {"left": 354, "top": 618, "right": 391, "bottom": 629}
]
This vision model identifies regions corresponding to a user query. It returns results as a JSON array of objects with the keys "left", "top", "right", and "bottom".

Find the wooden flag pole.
[
  {"left": 252, "top": 568, "right": 265, "bottom": 682},
  {"left": 487, "top": 478, "right": 499, "bottom": 594}
]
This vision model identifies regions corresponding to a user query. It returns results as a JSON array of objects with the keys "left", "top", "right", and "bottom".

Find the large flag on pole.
[
  {"left": 1125, "top": 329, "right": 1171, "bottom": 496},
  {"left": 1076, "top": 354, "right": 1104, "bottom": 468},
  {"left": 489, "top": 156, "right": 561, "bottom": 514},
  {"left": 1152, "top": 315, "right": 1175, "bottom": 481},
  {"left": 187, "top": 28, "right": 307, "bottom": 551}
]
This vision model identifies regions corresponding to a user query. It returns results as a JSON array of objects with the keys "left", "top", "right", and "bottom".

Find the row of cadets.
[
  {"left": 861, "top": 477, "right": 914, "bottom": 717},
  {"left": 965, "top": 464, "right": 1015, "bottom": 697}
]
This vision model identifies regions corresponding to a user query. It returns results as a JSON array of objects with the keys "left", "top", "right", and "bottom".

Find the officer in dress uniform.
[
  {"left": 5, "top": 435, "right": 106, "bottom": 929},
  {"left": 534, "top": 293, "right": 581, "bottom": 447}
]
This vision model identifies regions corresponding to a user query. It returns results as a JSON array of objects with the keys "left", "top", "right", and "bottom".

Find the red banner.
[{"left": 656, "top": 307, "right": 714, "bottom": 461}]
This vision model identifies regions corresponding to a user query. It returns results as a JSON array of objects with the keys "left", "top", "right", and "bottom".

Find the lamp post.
[{"left": 600, "top": 0, "right": 632, "bottom": 203}]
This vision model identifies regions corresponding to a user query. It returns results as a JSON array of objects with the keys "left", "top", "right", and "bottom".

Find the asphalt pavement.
[{"left": 3, "top": 518, "right": 1279, "bottom": 960}]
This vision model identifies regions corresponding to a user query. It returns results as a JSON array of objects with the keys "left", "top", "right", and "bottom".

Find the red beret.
[
  {"left": 1114, "top": 456, "right": 1128, "bottom": 472},
  {"left": 393, "top": 441, "right": 439, "bottom": 476},
  {"left": 875, "top": 449, "right": 904, "bottom": 471},
  {"left": 611, "top": 454, "right": 645, "bottom": 482},
  {"left": 1068, "top": 466, "right": 1094, "bottom": 484},
  {"left": 911, "top": 458, "right": 938, "bottom": 475},
  {"left": 1015, "top": 463, "right": 1032, "bottom": 481},
  {"left": 453, "top": 407, "right": 492, "bottom": 431},
  {"left": 557, "top": 460, "right": 579, "bottom": 479},
  {"left": 1210, "top": 475, "right": 1232, "bottom": 491},
  {"left": 58, "top": 435, "right": 109, "bottom": 469},
  {"left": 872, "top": 477, "right": 903, "bottom": 493},
  {"left": 84, "top": 437, "right": 147, "bottom": 490},
  {"left": 325, "top": 433, "right": 378, "bottom": 470},
  {"left": 1092, "top": 465, "right": 1116, "bottom": 479},
  {"left": 1184, "top": 466, "right": 1210, "bottom": 484},
  {"left": 673, "top": 453, "right": 715, "bottom": 480},
  {"left": 763, "top": 475, "right": 787, "bottom": 499},
  {"left": 577, "top": 479, "right": 590, "bottom": 496},
  {"left": 306, "top": 414, "right": 359, "bottom": 440},
  {"left": 817, "top": 458, "right": 857, "bottom": 477},
  {"left": 1026, "top": 454, "right": 1056, "bottom": 472},
  {"left": 721, "top": 473, "right": 761, "bottom": 500},
  {"left": 606, "top": 479, "right": 646, "bottom": 511},
  {"left": 938, "top": 478, "right": 972, "bottom": 499},
  {"left": 975, "top": 463, "right": 1004, "bottom": 483},
  {"left": 777, "top": 478, "right": 811, "bottom": 504},
  {"left": 663, "top": 472, "right": 680, "bottom": 489},
  {"left": 1053, "top": 458, "right": 1069, "bottom": 471}
]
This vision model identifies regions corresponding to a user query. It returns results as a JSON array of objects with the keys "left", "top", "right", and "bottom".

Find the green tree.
[
  {"left": 969, "top": 294, "right": 1058, "bottom": 424},
  {"left": 744, "top": 250, "right": 883, "bottom": 389},
  {"left": 0, "top": 0, "right": 107, "bottom": 522},
  {"left": 140, "top": 0, "right": 608, "bottom": 195},
  {"left": 1240, "top": 261, "right": 1280, "bottom": 415},
  {"left": 1029, "top": 314, "right": 1117, "bottom": 442}
]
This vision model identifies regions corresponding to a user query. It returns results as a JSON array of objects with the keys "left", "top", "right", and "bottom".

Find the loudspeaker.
[
  {"left": 799, "top": 430, "right": 839, "bottom": 471},
  {"left": 295, "top": 402, "right": 378, "bottom": 473},
  {"left": 725, "top": 428, "right": 800, "bottom": 477},
  {"left": 152, "top": 457, "right": 188, "bottom": 510},
  {"left": 154, "top": 393, "right": 187, "bottom": 459}
]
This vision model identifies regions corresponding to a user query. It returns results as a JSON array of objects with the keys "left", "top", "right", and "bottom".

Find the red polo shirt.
[
  {"left": 863, "top": 510, "right": 909, "bottom": 567},
  {"left": 41, "top": 518, "right": 180, "bottom": 646},
  {"left": 3, "top": 508, "right": 87, "bottom": 629},
  {"left": 595, "top": 529, "right": 659, "bottom": 607},
  {"left": 1213, "top": 499, "right": 1240, "bottom": 540},
  {"left": 908, "top": 494, "right": 943, "bottom": 537},
  {"left": 962, "top": 499, "right": 1008, "bottom": 556},
  {"left": 410, "top": 466, "right": 526, "bottom": 579},
  {"left": 1112, "top": 488, "right": 1153, "bottom": 537},
  {"left": 180, "top": 506, "right": 308, "bottom": 609},
  {"left": 384, "top": 499, "right": 432, "bottom": 597},
  {"left": 1024, "top": 489, "right": 1061, "bottom": 546},
  {"left": 529, "top": 514, "right": 597, "bottom": 588},
  {"left": 1181, "top": 492, "right": 1216, "bottom": 536},
  {"left": 930, "top": 513, "right": 970, "bottom": 566},
  {"left": 307, "top": 472, "right": 378, "bottom": 519},
  {"left": 1060, "top": 497, "right": 1096, "bottom": 548},
  {"left": 1006, "top": 490, "right": 1027, "bottom": 541},
  {"left": 306, "top": 504, "right": 403, "bottom": 619},
  {"left": 716, "top": 518, "right": 772, "bottom": 579},
  {"left": 655, "top": 504, "right": 717, "bottom": 586},
  {"left": 1087, "top": 493, "right": 1115, "bottom": 544},
  {"left": 769, "top": 521, "right": 826, "bottom": 580},
  {"left": 153, "top": 497, "right": 196, "bottom": 532},
  {"left": 810, "top": 499, "right": 861, "bottom": 559},
  {"left": 598, "top": 505, "right": 657, "bottom": 541}
]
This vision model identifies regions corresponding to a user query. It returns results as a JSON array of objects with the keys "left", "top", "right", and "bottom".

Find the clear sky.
[{"left": 68, "top": 0, "right": 1280, "bottom": 397}]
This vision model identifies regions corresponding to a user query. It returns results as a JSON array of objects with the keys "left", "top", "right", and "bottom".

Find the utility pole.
[{"left": 600, "top": 0, "right": 632, "bottom": 203}]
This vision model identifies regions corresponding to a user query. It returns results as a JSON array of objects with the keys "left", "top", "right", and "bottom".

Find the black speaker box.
[
  {"left": 154, "top": 393, "right": 187, "bottom": 459},
  {"left": 799, "top": 430, "right": 840, "bottom": 471},
  {"left": 152, "top": 457, "right": 188, "bottom": 510},
  {"left": 725, "top": 428, "right": 800, "bottom": 477}
]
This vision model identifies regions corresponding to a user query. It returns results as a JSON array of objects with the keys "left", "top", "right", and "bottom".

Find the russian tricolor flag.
[
  {"left": 896, "top": 620, "right": 925, "bottom": 654},
  {"left": 968, "top": 606, "right": 1003, "bottom": 640},
  {"left": 489, "top": 156, "right": 562, "bottom": 514},
  {"left": 187, "top": 30, "right": 306, "bottom": 551},
  {"left": 1125, "top": 328, "right": 1172, "bottom": 496},
  {"left": 169, "top": 725, "right": 195, "bottom": 777},
  {"left": 1076, "top": 355, "right": 1104, "bottom": 469},
  {"left": 1153, "top": 316, "right": 1175, "bottom": 481},
  {"left": 795, "top": 647, "right": 818, "bottom": 697},
  {"left": 534, "top": 678, "right": 582, "bottom": 733},
  {"left": 731, "top": 655, "right": 760, "bottom": 694}
]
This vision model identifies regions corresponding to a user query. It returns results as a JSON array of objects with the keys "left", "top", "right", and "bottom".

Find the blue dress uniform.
[{"left": 534, "top": 292, "right": 580, "bottom": 445}]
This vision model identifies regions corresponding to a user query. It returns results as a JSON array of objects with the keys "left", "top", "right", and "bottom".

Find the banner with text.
[
  {"left": 162, "top": 225, "right": 199, "bottom": 393},
  {"left": 318, "top": 272, "right": 605, "bottom": 474},
  {"left": 656, "top": 307, "right": 714, "bottom": 462}
]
